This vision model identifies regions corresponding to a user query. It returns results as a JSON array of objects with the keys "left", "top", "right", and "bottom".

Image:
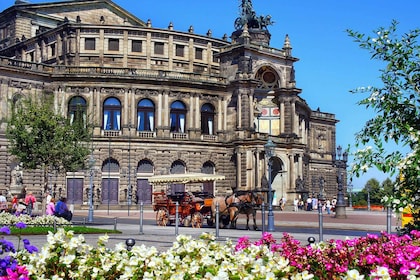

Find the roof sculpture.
[{"left": 234, "top": 0, "right": 274, "bottom": 30}]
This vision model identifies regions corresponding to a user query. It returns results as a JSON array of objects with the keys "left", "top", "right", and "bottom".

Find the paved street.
[{"left": 6, "top": 207, "right": 401, "bottom": 252}]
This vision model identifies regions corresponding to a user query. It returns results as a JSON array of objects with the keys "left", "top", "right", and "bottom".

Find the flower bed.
[{"left": 0, "top": 215, "right": 419, "bottom": 279}]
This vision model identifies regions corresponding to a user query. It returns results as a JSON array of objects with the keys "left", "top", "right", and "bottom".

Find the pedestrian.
[
  {"left": 293, "top": 198, "right": 299, "bottom": 212},
  {"left": 46, "top": 198, "right": 55, "bottom": 216},
  {"left": 306, "top": 197, "right": 312, "bottom": 211},
  {"left": 280, "top": 197, "right": 286, "bottom": 211},
  {"left": 11, "top": 195, "right": 18, "bottom": 213},
  {"left": 25, "top": 191, "right": 37, "bottom": 216},
  {"left": 45, "top": 191, "right": 52, "bottom": 204},
  {"left": 0, "top": 191, "right": 7, "bottom": 212},
  {"left": 326, "top": 199, "right": 332, "bottom": 215},
  {"left": 16, "top": 199, "right": 26, "bottom": 215},
  {"left": 54, "top": 197, "right": 72, "bottom": 221}
]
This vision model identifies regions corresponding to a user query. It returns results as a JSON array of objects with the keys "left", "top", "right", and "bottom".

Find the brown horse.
[
  {"left": 211, "top": 191, "right": 253, "bottom": 229},
  {"left": 230, "top": 192, "right": 264, "bottom": 230}
]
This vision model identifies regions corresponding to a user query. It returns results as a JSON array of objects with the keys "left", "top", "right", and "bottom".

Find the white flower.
[
  {"left": 346, "top": 269, "right": 365, "bottom": 279},
  {"left": 61, "top": 254, "right": 76, "bottom": 266}
]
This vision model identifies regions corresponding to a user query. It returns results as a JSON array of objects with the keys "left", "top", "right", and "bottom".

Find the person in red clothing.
[{"left": 24, "top": 191, "right": 37, "bottom": 216}]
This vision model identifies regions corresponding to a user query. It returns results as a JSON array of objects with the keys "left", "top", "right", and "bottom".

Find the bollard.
[
  {"left": 83, "top": 218, "right": 86, "bottom": 225},
  {"left": 307, "top": 236, "right": 316, "bottom": 246},
  {"left": 215, "top": 201, "right": 220, "bottom": 239},
  {"left": 125, "top": 238, "right": 135, "bottom": 251},
  {"left": 318, "top": 202, "right": 324, "bottom": 242},
  {"left": 139, "top": 201, "right": 144, "bottom": 235},
  {"left": 261, "top": 202, "right": 266, "bottom": 234},
  {"left": 175, "top": 201, "right": 179, "bottom": 236},
  {"left": 386, "top": 206, "right": 392, "bottom": 234},
  {"left": 114, "top": 217, "right": 117, "bottom": 231},
  {"left": 53, "top": 220, "right": 57, "bottom": 232}
]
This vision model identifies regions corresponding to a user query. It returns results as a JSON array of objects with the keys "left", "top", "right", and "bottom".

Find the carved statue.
[
  {"left": 11, "top": 163, "right": 23, "bottom": 187},
  {"left": 295, "top": 175, "right": 304, "bottom": 191},
  {"left": 235, "top": 0, "right": 274, "bottom": 30}
]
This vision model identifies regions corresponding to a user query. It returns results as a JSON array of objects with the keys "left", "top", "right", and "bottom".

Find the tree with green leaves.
[
  {"left": 347, "top": 20, "right": 420, "bottom": 231},
  {"left": 6, "top": 94, "right": 92, "bottom": 190}
]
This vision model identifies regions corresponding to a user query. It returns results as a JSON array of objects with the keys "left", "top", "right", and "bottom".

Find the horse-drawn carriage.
[
  {"left": 211, "top": 190, "right": 264, "bottom": 230},
  {"left": 153, "top": 191, "right": 214, "bottom": 227}
]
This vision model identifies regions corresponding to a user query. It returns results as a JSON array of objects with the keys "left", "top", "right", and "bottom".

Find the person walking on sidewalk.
[{"left": 25, "top": 191, "right": 37, "bottom": 216}]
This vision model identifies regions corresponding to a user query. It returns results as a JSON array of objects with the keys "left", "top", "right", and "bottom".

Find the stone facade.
[{"left": 0, "top": 0, "right": 344, "bottom": 208}]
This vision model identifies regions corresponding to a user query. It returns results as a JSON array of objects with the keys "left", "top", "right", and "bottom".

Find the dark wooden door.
[
  {"left": 101, "top": 178, "right": 119, "bottom": 204},
  {"left": 202, "top": 182, "right": 214, "bottom": 196},
  {"left": 67, "top": 178, "right": 84, "bottom": 204},
  {"left": 170, "top": 184, "right": 185, "bottom": 195},
  {"left": 136, "top": 179, "right": 152, "bottom": 205}
]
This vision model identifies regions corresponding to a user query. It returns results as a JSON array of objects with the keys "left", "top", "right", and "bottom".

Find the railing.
[
  {"left": 0, "top": 56, "right": 226, "bottom": 84},
  {"left": 201, "top": 134, "right": 217, "bottom": 141},
  {"left": 137, "top": 131, "right": 156, "bottom": 138},
  {"left": 102, "top": 130, "right": 121, "bottom": 137},
  {"left": 170, "top": 132, "right": 188, "bottom": 140}
]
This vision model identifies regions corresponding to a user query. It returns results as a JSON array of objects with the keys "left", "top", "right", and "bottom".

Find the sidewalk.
[{"left": 9, "top": 208, "right": 400, "bottom": 252}]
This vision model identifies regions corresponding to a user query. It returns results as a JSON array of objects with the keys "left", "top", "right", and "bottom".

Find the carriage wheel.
[
  {"left": 191, "top": 212, "right": 203, "bottom": 228},
  {"left": 156, "top": 207, "right": 169, "bottom": 226}
]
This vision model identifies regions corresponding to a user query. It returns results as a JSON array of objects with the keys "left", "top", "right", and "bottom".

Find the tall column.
[
  {"left": 157, "top": 91, "right": 163, "bottom": 127},
  {"left": 289, "top": 154, "right": 294, "bottom": 191},
  {"left": 124, "top": 89, "right": 129, "bottom": 128},
  {"left": 189, "top": 95, "right": 194, "bottom": 130},
  {"left": 223, "top": 98, "right": 227, "bottom": 131},
  {"left": 217, "top": 98, "right": 222, "bottom": 131},
  {"left": 195, "top": 95, "right": 200, "bottom": 129},
  {"left": 280, "top": 102, "right": 285, "bottom": 133},
  {"left": 249, "top": 95, "right": 254, "bottom": 124},
  {"left": 163, "top": 91, "right": 169, "bottom": 127},
  {"left": 237, "top": 92, "right": 242, "bottom": 128},
  {"left": 298, "top": 154, "right": 303, "bottom": 179},
  {"left": 292, "top": 101, "right": 297, "bottom": 134},
  {"left": 236, "top": 150, "right": 241, "bottom": 190},
  {"left": 254, "top": 149, "right": 260, "bottom": 189}
]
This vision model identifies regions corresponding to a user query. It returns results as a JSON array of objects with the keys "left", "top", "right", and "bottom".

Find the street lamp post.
[
  {"left": 88, "top": 154, "right": 96, "bottom": 223},
  {"left": 264, "top": 138, "right": 276, "bottom": 232},
  {"left": 333, "top": 145, "right": 348, "bottom": 219},
  {"left": 128, "top": 122, "right": 132, "bottom": 216},
  {"left": 318, "top": 176, "right": 325, "bottom": 242},
  {"left": 348, "top": 180, "right": 353, "bottom": 208}
]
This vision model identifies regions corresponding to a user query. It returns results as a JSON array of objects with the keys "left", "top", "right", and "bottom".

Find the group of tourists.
[
  {"left": 0, "top": 189, "right": 72, "bottom": 221},
  {"left": 292, "top": 196, "right": 337, "bottom": 214},
  {"left": 45, "top": 191, "right": 73, "bottom": 221}
]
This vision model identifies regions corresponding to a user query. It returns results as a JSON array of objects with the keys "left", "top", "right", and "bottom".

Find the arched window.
[
  {"left": 68, "top": 96, "right": 87, "bottom": 126},
  {"left": 201, "top": 103, "right": 215, "bottom": 135},
  {"left": 201, "top": 161, "right": 215, "bottom": 174},
  {"left": 137, "top": 159, "right": 154, "bottom": 173},
  {"left": 170, "top": 101, "right": 186, "bottom": 133},
  {"left": 137, "top": 99, "right": 155, "bottom": 131},
  {"left": 102, "top": 158, "right": 120, "bottom": 172},
  {"left": 170, "top": 160, "right": 186, "bottom": 174},
  {"left": 103, "top": 97, "right": 121, "bottom": 130}
]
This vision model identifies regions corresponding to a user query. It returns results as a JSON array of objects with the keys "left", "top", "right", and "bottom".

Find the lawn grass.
[{"left": 9, "top": 226, "right": 121, "bottom": 235}]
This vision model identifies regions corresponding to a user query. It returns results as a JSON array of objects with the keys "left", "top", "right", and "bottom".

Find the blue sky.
[{"left": 1, "top": 0, "right": 418, "bottom": 191}]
